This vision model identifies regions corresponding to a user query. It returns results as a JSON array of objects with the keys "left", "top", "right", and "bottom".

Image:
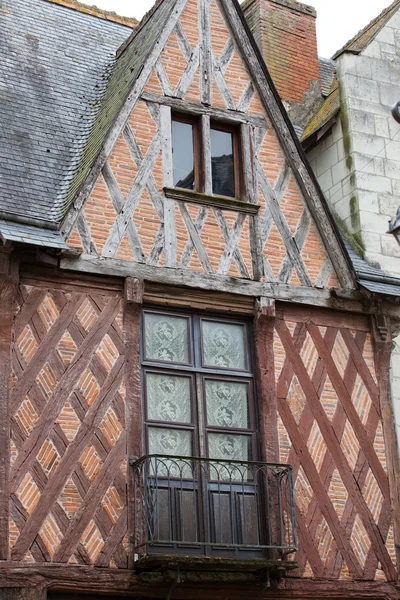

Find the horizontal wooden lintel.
[
  {"left": 141, "top": 91, "right": 268, "bottom": 128},
  {"left": 164, "top": 187, "right": 260, "bottom": 214},
  {"left": 59, "top": 254, "right": 369, "bottom": 312},
  {"left": 0, "top": 564, "right": 399, "bottom": 598}
]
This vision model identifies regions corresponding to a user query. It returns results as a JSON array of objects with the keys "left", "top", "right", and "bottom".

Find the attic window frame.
[{"left": 171, "top": 112, "right": 241, "bottom": 201}]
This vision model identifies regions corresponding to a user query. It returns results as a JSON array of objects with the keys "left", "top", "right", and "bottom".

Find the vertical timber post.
[
  {"left": 254, "top": 297, "right": 278, "bottom": 463},
  {"left": 372, "top": 313, "right": 400, "bottom": 579},
  {"left": 0, "top": 246, "right": 19, "bottom": 561},
  {"left": 124, "top": 277, "right": 144, "bottom": 569},
  {"left": 254, "top": 297, "right": 281, "bottom": 555}
]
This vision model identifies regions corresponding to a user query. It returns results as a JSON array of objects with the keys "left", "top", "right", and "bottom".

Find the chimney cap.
[{"left": 261, "top": 0, "right": 317, "bottom": 18}]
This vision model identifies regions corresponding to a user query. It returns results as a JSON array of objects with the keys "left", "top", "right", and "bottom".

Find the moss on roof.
[
  {"left": 301, "top": 74, "right": 340, "bottom": 142},
  {"left": 62, "top": 0, "right": 177, "bottom": 218},
  {"left": 333, "top": 0, "right": 400, "bottom": 59},
  {"left": 45, "top": 0, "right": 138, "bottom": 27}
]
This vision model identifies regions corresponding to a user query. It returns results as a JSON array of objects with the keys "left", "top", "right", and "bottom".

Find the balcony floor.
[{"left": 134, "top": 554, "right": 298, "bottom": 584}]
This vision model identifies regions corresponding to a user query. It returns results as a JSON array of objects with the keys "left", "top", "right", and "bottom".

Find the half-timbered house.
[{"left": 1, "top": 0, "right": 400, "bottom": 598}]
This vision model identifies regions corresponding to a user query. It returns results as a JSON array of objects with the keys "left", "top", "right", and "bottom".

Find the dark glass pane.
[
  {"left": 211, "top": 128, "right": 235, "bottom": 197},
  {"left": 172, "top": 120, "right": 194, "bottom": 189}
]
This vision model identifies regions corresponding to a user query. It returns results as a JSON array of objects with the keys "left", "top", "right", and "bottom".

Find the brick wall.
[{"left": 242, "top": 0, "right": 320, "bottom": 105}]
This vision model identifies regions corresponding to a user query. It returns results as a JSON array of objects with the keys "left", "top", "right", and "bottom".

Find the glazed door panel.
[{"left": 141, "top": 309, "right": 261, "bottom": 557}]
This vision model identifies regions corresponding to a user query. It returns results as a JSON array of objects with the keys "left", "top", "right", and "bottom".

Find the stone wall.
[
  {"left": 306, "top": 119, "right": 356, "bottom": 233},
  {"left": 336, "top": 9, "right": 400, "bottom": 275}
]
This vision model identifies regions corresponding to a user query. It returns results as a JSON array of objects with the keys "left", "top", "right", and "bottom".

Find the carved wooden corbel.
[
  {"left": 371, "top": 312, "right": 391, "bottom": 343},
  {"left": 255, "top": 296, "right": 275, "bottom": 320},
  {"left": 124, "top": 277, "right": 144, "bottom": 306}
]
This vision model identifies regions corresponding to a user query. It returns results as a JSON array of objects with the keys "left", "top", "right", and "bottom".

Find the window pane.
[
  {"left": 149, "top": 427, "right": 192, "bottom": 456},
  {"left": 211, "top": 128, "right": 235, "bottom": 197},
  {"left": 172, "top": 120, "right": 194, "bottom": 189},
  {"left": 144, "top": 313, "right": 190, "bottom": 364},
  {"left": 208, "top": 433, "right": 251, "bottom": 481},
  {"left": 149, "top": 427, "right": 193, "bottom": 477},
  {"left": 147, "top": 373, "right": 191, "bottom": 424},
  {"left": 202, "top": 320, "right": 246, "bottom": 369},
  {"left": 205, "top": 380, "right": 249, "bottom": 428}
]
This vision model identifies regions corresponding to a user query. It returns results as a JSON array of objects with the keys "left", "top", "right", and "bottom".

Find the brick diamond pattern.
[
  {"left": 10, "top": 284, "right": 127, "bottom": 568},
  {"left": 275, "top": 315, "right": 396, "bottom": 581}
]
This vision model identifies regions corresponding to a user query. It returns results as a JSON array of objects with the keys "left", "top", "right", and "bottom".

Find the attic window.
[
  {"left": 172, "top": 116, "right": 198, "bottom": 191},
  {"left": 210, "top": 124, "right": 236, "bottom": 198},
  {"left": 172, "top": 115, "right": 239, "bottom": 199}
]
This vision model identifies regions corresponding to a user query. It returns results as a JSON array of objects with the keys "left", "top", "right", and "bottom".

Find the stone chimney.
[{"left": 242, "top": 0, "right": 321, "bottom": 127}]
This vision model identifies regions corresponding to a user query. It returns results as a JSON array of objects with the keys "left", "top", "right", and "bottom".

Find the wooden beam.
[
  {"left": 201, "top": 115, "right": 212, "bottom": 195},
  {"left": 241, "top": 124, "right": 263, "bottom": 280},
  {"left": 199, "top": 0, "right": 212, "bottom": 105},
  {"left": 0, "top": 565, "right": 399, "bottom": 598},
  {"left": 59, "top": 254, "right": 362, "bottom": 308},
  {"left": 0, "top": 591, "right": 46, "bottom": 600},
  {"left": 124, "top": 277, "right": 143, "bottom": 567},
  {"left": 141, "top": 92, "right": 268, "bottom": 127},
  {"left": 372, "top": 314, "right": 400, "bottom": 580},
  {"left": 160, "top": 105, "right": 176, "bottom": 268},
  {"left": 0, "top": 247, "right": 19, "bottom": 560},
  {"left": 164, "top": 187, "right": 260, "bottom": 214},
  {"left": 254, "top": 298, "right": 278, "bottom": 462}
]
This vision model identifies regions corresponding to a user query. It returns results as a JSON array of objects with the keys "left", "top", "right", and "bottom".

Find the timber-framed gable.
[{"left": 61, "top": 0, "right": 353, "bottom": 292}]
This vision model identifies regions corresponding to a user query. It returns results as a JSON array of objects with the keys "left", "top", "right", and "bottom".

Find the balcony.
[{"left": 131, "top": 455, "right": 297, "bottom": 580}]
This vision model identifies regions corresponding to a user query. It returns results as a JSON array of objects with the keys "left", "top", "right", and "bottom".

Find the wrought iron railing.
[{"left": 131, "top": 454, "right": 297, "bottom": 558}]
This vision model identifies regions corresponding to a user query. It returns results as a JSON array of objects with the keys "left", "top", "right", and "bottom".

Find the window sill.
[{"left": 164, "top": 187, "right": 260, "bottom": 215}]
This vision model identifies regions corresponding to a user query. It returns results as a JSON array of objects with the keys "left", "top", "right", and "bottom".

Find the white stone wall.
[
  {"left": 337, "top": 9, "right": 400, "bottom": 276},
  {"left": 306, "top": 119, "right": 356, "bottom": 230}
]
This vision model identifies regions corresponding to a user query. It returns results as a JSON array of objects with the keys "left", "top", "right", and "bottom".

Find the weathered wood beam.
[
  {"left": 164, "top": 187, "right": 260, "bottom": 214},
  {"left": 372, "top": 314, "right": 400, "bottom": 580},
  {"left": 199, "top": 0, "right": 212, "bottom": 105},
  {"left": 0, "top": 565, "right": 399, "bottom": 598},
  {"left": 141, "top": 92, "right": 267, "bottom": 127},
  {"left": 124, "top": 277, "right": 144, "bottom": 568},
  {"left": 160, "top": 105, "right": 176, "bottom": 268},
  {"left": 254, "top": 298, "right": 277, "bottom": 463},
  {"left": 0, "top": 247, "right": 19, "bottom": 560},
  {"left": 0, "top": 590, "right": 46, "bottom": 600},
  {"left": 59, "top": 254, "right": 361, "bottom": 308}
]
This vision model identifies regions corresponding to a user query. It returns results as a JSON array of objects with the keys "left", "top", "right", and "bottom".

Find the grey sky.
[{"left": 82, "top": 0, "right": 391, "bottom": 57}]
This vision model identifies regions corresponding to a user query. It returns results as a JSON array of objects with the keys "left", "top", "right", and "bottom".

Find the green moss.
[
  {"left": 349, "top": 194, "right": 361, "bottom": 232},
  {"left": 339, "top": 96, "right": 353, "bottom": 171},
  {"left": 332, "top": 208, "right": 364, "bottom": 259}
]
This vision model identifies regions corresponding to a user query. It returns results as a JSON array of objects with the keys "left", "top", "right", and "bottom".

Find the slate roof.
[
  {"left": 0, "top": 220, "right": 68, "bottom": 248},
  {"left": 343, "top": 240, "right": 400, "bottom": 297},
  {"left": 0, "top": 0, "right": 132, "bottom": 230},
  {"left": 333, "top": 0, "right": 400, "bottom": 59},
  {"left": 318, "top": 57, "right": 336, "bottom": 97}
]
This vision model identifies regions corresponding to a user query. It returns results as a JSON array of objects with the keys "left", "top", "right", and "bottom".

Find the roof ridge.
[
  {"left": 44, "top": 0, "right": 137, "bottom": 28},
  {"left": 332, "top": 0, "right": 400, "bottom": 59},
  {"left": 116, "top": 0, "right": 164, "bottom": 59}
]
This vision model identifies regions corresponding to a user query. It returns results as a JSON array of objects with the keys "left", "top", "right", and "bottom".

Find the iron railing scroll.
[{"left": 131, "top": 454, "right": 297, "bottom": 559}]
